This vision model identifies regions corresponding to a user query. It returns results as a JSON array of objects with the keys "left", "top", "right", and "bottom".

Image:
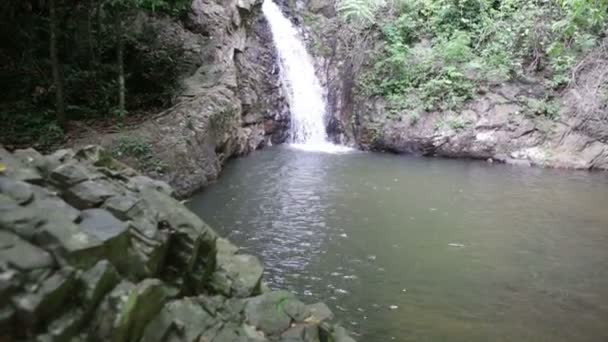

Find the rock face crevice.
[{"left": 0, "top": 145, "right": 354, "bottom": 342}]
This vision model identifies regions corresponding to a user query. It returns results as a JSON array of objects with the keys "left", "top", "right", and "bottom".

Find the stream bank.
[{"left": 0, "top": 145, "right": 355, "bottom": 341}]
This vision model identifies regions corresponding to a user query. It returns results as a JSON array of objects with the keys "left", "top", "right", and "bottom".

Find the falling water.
[{"left": 262, "top": 0, "right": 351, "bottom": 153}]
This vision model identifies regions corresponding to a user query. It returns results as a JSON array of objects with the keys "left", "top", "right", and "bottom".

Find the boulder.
[
  {"left": 0, "top": 178, "right": 34, "bottom": 205},
  {"left": 140, "top": 297, "right": 217, "bottom": 342},
  {"left": 49, "top": 162, "right": 92, "bottom": 188},
  {"left": 81, "top": 260, "right": 121, "bottom": 309},
  {"left": 91, "top": 279, "right": 172, "bottom": 342},
  {"left": 211, "top": 238, "right": 264, "bottom": 297},
  {"left": 0, "top": 231, "right": 54, "bottom": 271},
  {"left": 244, "top": 291, "right": 297, "bottom": 336},
  {"left": 11, "top": 268, "right": 77, "bottom": 331},
  {"left": 64, "top": 179, "right": 118, "bottom": 209}
]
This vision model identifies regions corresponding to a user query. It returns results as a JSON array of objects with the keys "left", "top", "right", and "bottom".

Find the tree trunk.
[
  {"left": 50, "top": 0, "right": 66, "bottom": 130},
  {"left": 117, "top": 18, "right": 125, "bottom": 116},
  {"left": 95, "top": 1, "right": 103, "bottom": 61},
  {"left": 87, "top": 2, "right": 95, "bottom": 65}
]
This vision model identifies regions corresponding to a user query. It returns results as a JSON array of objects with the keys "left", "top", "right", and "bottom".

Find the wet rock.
[
  {"left": 211, "top": 238, "right": 264, "bottom": 297},
  {"left": 307, "top": 303, "right": 334, "bottom": 322},
  {"left": 128, "top": 175, "right": 173, "bottom": 197},
  {"left": 281, "top": 323, "right": 321, "bottom": 342},
  {"left": 327, "top": 326, "right": 356, "bottom": 342},
  {"left": 245, "top": 291, "right": 296, "bottom": 336}
]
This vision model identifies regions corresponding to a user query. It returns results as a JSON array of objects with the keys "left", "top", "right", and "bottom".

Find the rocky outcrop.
[
  {"left": 75, "top": 0, "right": 289, "bottom": 198},
  {"left": 0, "top": 145, "right": 354, "bottom": 341},
  {"left": 295, "top": 0, "right": 608, "bottom": 171},
  {"left": 356, "top": 82, "right": 608, "bottom": 170}
]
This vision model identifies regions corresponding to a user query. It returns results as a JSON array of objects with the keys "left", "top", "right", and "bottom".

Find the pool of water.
[{"left": 188, "top": 146, "right": 608, "bottom": 341}]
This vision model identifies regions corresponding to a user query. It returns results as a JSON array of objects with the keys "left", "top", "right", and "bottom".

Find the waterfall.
[{"left": 263, "top": 0, "right": 350, "bottom": 153}]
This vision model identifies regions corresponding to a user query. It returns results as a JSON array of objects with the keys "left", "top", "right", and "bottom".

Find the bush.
[{"left": 345, "top": 0, "right": 606, "bottom": 121}]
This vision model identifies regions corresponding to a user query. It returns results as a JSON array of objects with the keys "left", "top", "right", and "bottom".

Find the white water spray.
[{"left": 262, "top": 0, "right": 351, "bottom": 153}]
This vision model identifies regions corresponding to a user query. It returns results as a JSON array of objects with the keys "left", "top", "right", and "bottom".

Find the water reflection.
[{"left": 189, "top": 146, "right": 608, "bottom": 341}]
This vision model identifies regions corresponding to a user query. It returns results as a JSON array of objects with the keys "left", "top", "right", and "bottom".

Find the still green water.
[{"left": 188, "top": 146, "right": 608, "bottom": 341}]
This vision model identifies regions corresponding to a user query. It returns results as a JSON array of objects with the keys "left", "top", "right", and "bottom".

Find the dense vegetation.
[
  {"left": 0, "top": 0, "right": 189, "bottom": 150},
  {"left": 337, "top": 0, "right": 607, "bottom": 120}
]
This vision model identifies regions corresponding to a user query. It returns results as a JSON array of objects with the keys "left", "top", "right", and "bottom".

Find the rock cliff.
[
  {"left": 76, "top": 0, "right": 290, "bottom": 198},
  {"left": 0, "top": 145, "right": 354, "bottom": 342},
  {"left": 296, "top": 0, "right": 608, "bottom": 171}
]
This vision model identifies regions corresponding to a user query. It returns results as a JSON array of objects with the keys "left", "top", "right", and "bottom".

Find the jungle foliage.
[
  {"left": 337, "top": 0, "right": 607, "bottom": 114},
  {"left": 0, "top": 0, "right": 190, "bottom": 150}
]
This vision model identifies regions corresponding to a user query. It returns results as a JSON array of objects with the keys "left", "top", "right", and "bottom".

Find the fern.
[{"left": 337, "top": 0, "right": 386, "bottom": 25}]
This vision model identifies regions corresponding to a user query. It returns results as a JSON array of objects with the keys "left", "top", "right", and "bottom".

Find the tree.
[{"left": 49, "top": 0, "right": 67, "bottom": 129}]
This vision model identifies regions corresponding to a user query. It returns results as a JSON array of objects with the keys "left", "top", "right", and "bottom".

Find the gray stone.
[
  {"left": 127, "top": 225, "right": 169, "bottom": 278},
  {"left": 81, "top": 260, "right": 121, "bottom": 309},
  {"left": 307, "top": 303, "right": 334, "bottom": 322},
  {"left": 245, "top": 291, "right": 295, "bottom": 336},
  {"left": 102, "top": 194, "right": 140, "bottom": 220},
  {"left": 34, "top": 218, "right": 106, "bottom": 270},
  {"left": 29, "top": 185, "right": 80, "bottom": 223},
  {"left": 141, "top": 297, "right": 216, "bottom": 342},
  {"left": 46, "top": 149, "right": 75, "bottom": 169},
  {"left": 12, "top": 268, "right": 77, "bottom": 330},
  {"left": 79, "top": 209, "right": 128, "bottom": 242},
  {"left": 42, "top": 308, "right": 85, "bottom": 341},
  {"left": 0, "top": 177, "right": 34, "bottom": 204},
  {"left": 328, "top": 326, "right": 356, "bottom": 342},
  {"left": 50, "top": 162, "right": 91, "bottom": 187},
  {"left": 283, "top": 299, "right": 311, "bottom": 322},
  {"left": 0, "top": 205, "right": 46, "bottom": 240},
  {"left": 281, "top": 323, "right": 320, "bottom": 342},
  {"left": 64, "top": 179, "right": 118, "bottom": 209},
  {"left": 137, "top": 187, "right": 217, "bottom": 292},
  {"left": 128, "top": 176, "right": 173, "bottom": 196},
  {"left": 0, "top": 147, "right": 44, "bottom": 184},
  {"left": 0, "top": 264, "right": 21, "bottom": 302},
  {"left": 91, "top": 279, "right": 172, "bottom": 342},
  {"left": 78, "top": 209, "right": 130, "bottom": 274},
  {"left": 212, "top": 238, "right": 264, "bottom": 297},
  {"left": 0, "top": 230, "right": 54, "bottom": 270}
]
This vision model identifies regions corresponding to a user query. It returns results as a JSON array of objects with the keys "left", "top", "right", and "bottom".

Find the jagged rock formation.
[
  {"left": 0, "top": 145, "right": 354, "bottom": 342},
  {"left": 76, "top": 0, "right": 290, "bottom": 198}
]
